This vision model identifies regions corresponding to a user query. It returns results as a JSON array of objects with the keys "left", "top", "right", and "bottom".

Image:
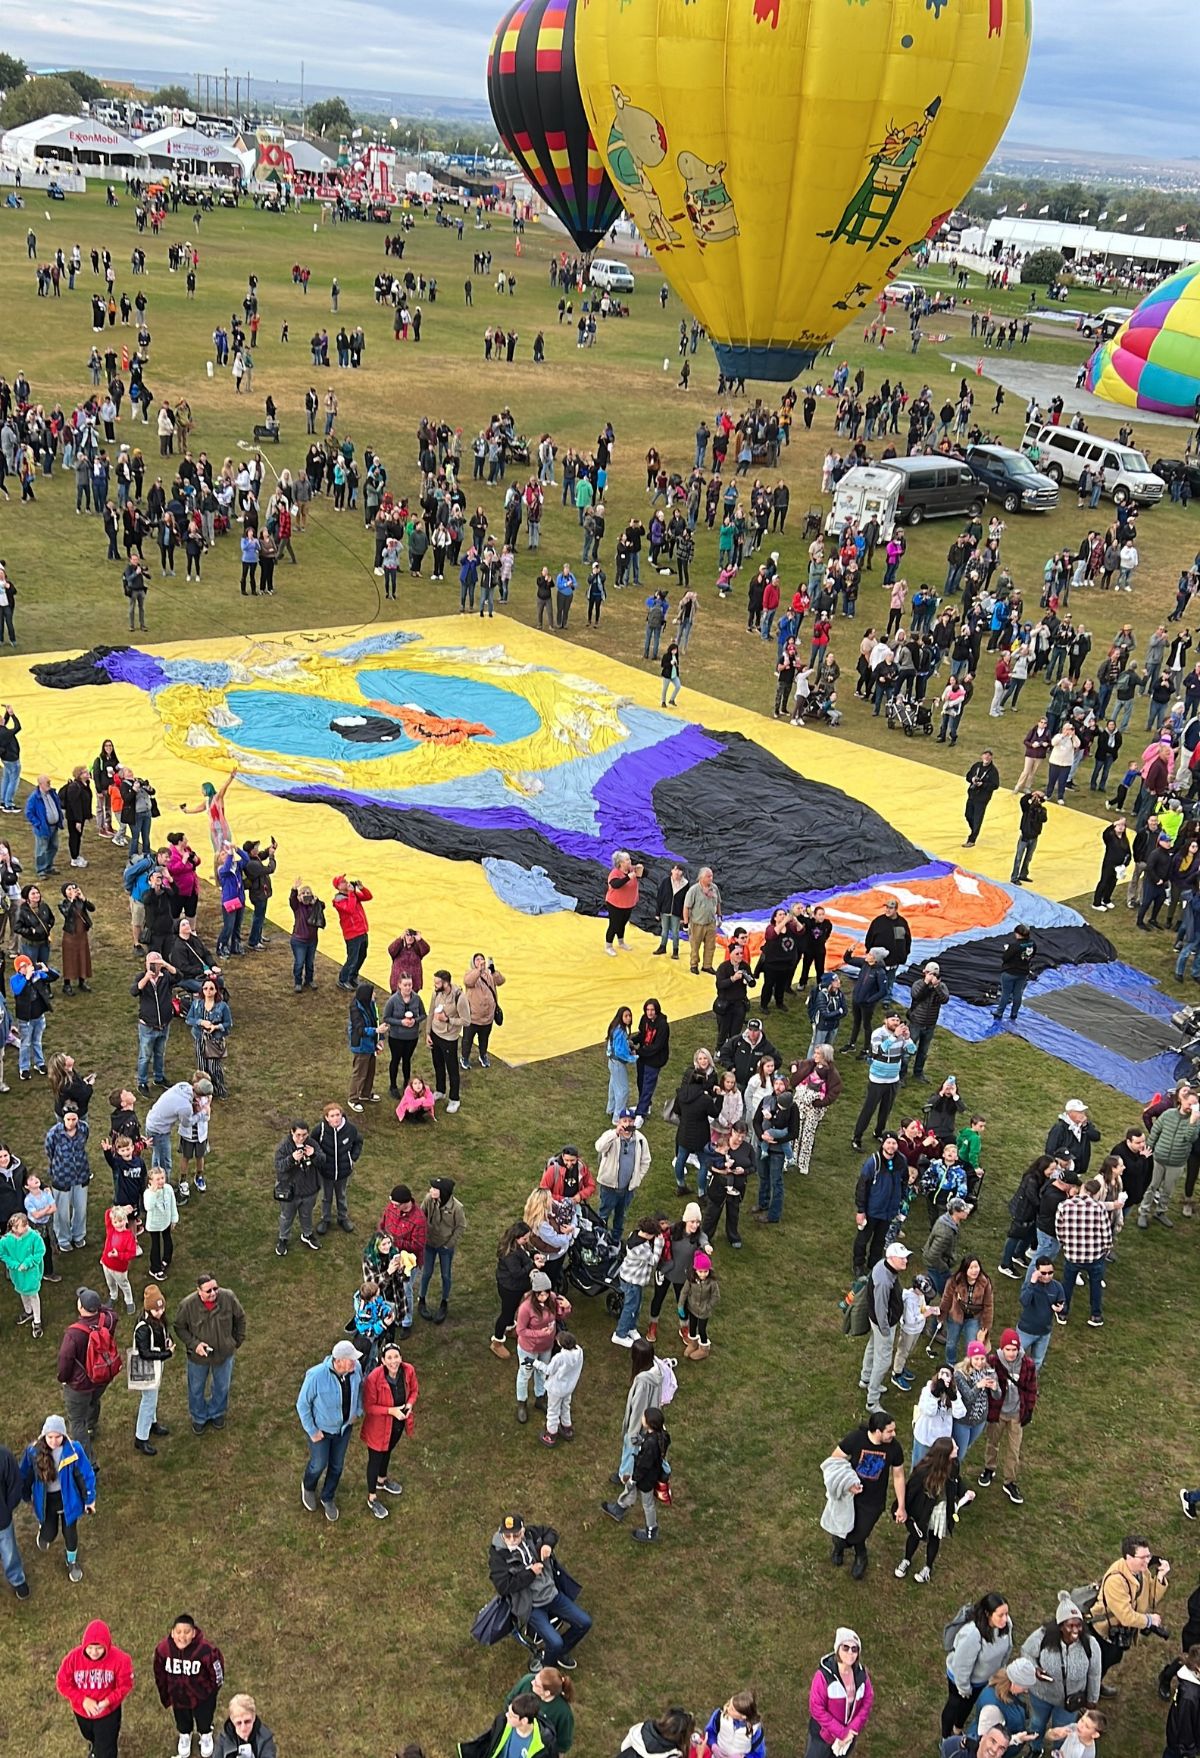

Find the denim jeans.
[
  {"left": 247, "top": 895, "right": 269, "bottom": 948},
  {"left": 339, "top": 934, "right": 368, "bottom": 986},
  {"left": 216, "top": 905, "right": 244, "bottom": 956},
  {"left": 657, "top": 914, "right": 681, "bottom": 954},
  {"left": 186, "top": 1354, "right": 235, "bottom": 1426},
  {"left": 614, "top": 1278, "right": 644, "bottom": 1337},
  {"left": 1061, "top": 1257, "right": 1104, "bottom": 1320},
  {"left": 130, "top": 815, "right": 152, "bottom": 855},
  {"left": 291, "top": 938, "right": 317, "bottom": 985},
  {"left": 1023, "top": 1232, "right": 1061, "bottom": 1282},
  {"left": 993, "top": 972, "right": 1028, "bottom": 1020},
  {"left": 149, "top": 1130, "right": 173, "bottom": 1175},
  {"left": 951, "top": 1417, "right": 987, "bottom": 1458},
  {"left": 516, "top": 1346, "right": 552, "bottom": 1402},
  {"left": 526, "top": 1591, "right": 592, "bottom": 1659},
  {"left": 18, "top": 1015, "right": 46, "bottom": 1073},
  {"left": 137, "top": 1022, "right": 170, "bottom": 1086},
  {"left": 598, "top": 1184, "right": 633, "bottom": 1239},
  {"left": 1017, "top": 1328, "right": 1051, "bottom": 1371},
  {"left": 419, "top": 1245, "right": 455, "bottom": 1303},
  {"left": 943, "top": 1315, "right": 979, "bottom": 1366},
  {"left": 33, "top": 829, "right": 60, "bottom": 875},
  {"left": 0, "top": 759, "right": 19, "bottom": 808},
  {"left": 135, "top": 1382, "right": 161, "bottom": 1441},
  {"left": 644, "top": 625, "right": 663, "bottom": 659},
  {"left": 606, "top": 1057, "right": 632, "bottom": 1117},
  {"left": 0, "top": 1519, "right": 26, "bottom": 1588},
  {"left": 757, "top": 1146, "right": 787, "bottom": 1222},
  {"left": 303, "top": 1423, "right": 353, "bottom": 1503},
  {"left": 53, "top": 1184, "right": 88, "bottom": 1250}
]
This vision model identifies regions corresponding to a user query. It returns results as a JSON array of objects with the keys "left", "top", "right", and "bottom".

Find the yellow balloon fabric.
[{"left": 575, "top": 0, "right": 1032, "bottom": 379}]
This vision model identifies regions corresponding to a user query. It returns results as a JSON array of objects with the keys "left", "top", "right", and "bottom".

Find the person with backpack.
[
  {"left": 56, "top": 1287, "right": 121, "bottom": 1443},
  {"left": 853, "top": 1136, "right": 908, "bottom": 1276},
  {"left": 944, "top": 1593, "right": 1016, "bottom": 1737},
  {"left": 287, "top": 880, "right": 325, "bottom": 993},
  {"left": 1019, "top": 1592, "right": 1102, "bottom": 1742}
]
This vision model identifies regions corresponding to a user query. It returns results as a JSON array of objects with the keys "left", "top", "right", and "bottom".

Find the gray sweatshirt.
[
  {"left": 1019, "top": 1628, "right": 1101, "bottom": 1707},
  {"left": 949, "top": 1618, "right": 1014, "bottom": 1693}
]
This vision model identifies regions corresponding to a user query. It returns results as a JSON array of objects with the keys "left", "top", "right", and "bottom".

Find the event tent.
[
  {"left": 137, "top": 126, "right": 243, "bottom": 173},
  {"left": 284, "top": 137, "right": 332, "bottom": 175},
  {"left": 1, "top": 113, "right": 146, "bottom": 168}
]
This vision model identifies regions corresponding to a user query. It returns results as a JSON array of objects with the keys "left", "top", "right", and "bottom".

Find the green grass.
[{"left": 0, "top": 191, "right": 1196, "bottom": 1758}]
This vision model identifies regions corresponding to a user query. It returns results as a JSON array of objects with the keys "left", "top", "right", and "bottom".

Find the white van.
[
  {"left": 589, "top": 258, "right": 635, "bottom": 294},
  {"left": 826, "top": 466, "right": 900, "bottom": 538},
  {"left": 1021, "top": 423, "right": 1165, "bottom": 507}
]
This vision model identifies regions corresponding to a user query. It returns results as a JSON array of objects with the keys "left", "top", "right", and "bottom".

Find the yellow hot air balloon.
[{"left": 575, "top": 0, "right": 1032, "bottom": 381}]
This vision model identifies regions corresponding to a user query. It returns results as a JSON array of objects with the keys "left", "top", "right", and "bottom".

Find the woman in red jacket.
[
  {"left": 361, "top": 1341, "right": 418, "bottom": 1519},
  {"left": 57, "top": 1618, "right": 134, "bottom": 1758}
]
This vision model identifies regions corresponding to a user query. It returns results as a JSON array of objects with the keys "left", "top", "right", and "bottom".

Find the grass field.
[{"left": 0, "top": 189, "right": 1197, "bottom": 1758}]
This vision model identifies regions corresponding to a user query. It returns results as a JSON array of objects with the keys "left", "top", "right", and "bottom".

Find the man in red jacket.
[
  {"left": 978, "top": 1328, "right": 1038, "bottom": 1507},
  {"left": 57, "top": 1618, "right": 134, "bottom": 1758},
  {"left": 332, "top": 875, "right": 371, "bottom": 992}
]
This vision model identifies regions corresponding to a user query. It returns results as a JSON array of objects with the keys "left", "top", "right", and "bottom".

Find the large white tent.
[
  {"left": 138, "top": 125, "right": 243, "bottom": 173},
  {"left": 285, "top": 137, "right": 331, "bottom": 175},
  {"left": 1, "top": 112, "right": 145, "bottom": 168}
]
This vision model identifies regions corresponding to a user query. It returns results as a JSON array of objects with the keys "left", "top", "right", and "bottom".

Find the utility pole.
[
  {"left": 300, "top": 59, "right": 305, "bottom": 135},
  {"left": 246, "top": 72, "right": 251, "bottom": 122}
]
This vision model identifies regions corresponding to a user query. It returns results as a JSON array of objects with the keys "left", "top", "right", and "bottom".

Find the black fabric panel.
[
  {"left": 1028, "top": 983, "right": 1179, "bottom": 1059},
  {"left": 901, "top": 925, "right": 1118, "bottom": 1005},
  {"left": 651, "top": 732, "right": 925, "bottom": 911},
  {"left": 30, "top": 646, "right": 128, "bottom": 688}
]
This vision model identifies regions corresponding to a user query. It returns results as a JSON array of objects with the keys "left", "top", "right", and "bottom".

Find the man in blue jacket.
[
  {"left": 296, "top": 1340, "right": 363, "bottom": 1522},
  {"left": 24, "top": 773, "right": 64, "bottom": 877},
  {"left": 853, "top": 1134, "right": 907, "bottom": 1275}
]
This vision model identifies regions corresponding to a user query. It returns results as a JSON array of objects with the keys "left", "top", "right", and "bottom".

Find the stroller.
[
  {"left": 566, "top": 1205, "right": 626, "bottom": 1317},
  {"left": 886, "top": 696, "right": 933, "bottom": 737},
  {"left": 802, "top": 504, "right": 823, "bottom": 539}
]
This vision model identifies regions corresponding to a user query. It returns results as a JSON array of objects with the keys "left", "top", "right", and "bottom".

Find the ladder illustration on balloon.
[{"left": 819, "top": 98, "right": 941, "bottom": 251}]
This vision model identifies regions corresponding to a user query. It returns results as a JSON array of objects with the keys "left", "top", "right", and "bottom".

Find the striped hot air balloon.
[{"left": 487, "top": 0, "right": 624, "bottom": 253}]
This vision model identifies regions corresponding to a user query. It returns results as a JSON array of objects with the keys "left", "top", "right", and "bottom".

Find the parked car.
[
  {"left": 1077, "top": 305, "right": 1133, "bottom": 340},
  {"left": 589, "top": 257, "right": 636, "bottom": 293},
  {"left": 1021, "top": 422, "right": 1166, "bottom": 507},
  {"left": 966, "top": 444, "right": 1059, "bottom": 513},
  {"left": 46, "top": 182, "right": 66, "bottom": 200},
  {"left": 1153, "top": 457, "right": 1200, "bottom": 496},
  {"left": 876, "top": 456, "right": 984, "bottom": 526}
]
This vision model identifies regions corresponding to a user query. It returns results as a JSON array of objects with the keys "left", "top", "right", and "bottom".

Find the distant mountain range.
[{"left": 81, "top": 65, "right": 492, "bottom": 123}]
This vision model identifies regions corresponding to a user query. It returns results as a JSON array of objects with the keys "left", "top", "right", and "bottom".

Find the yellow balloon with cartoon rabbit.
[{"left": 575, "top": 0, "right": 1032, "bottom": 380}]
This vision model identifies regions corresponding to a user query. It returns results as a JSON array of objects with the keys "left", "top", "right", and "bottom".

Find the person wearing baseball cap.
[
  {"left": 978, "top": 1330, "right": 1038, "bottom": 1507},
  {"left": 859, "top": 1239, "right": 911, "bottom": 1413},
  {"left": 56, "top": 1286, "right": 117, "bottom": 1444},
  {"left": 295, "top": 1339, "right": 364, "bottom": 1524},
  {"left": 487, "top": 1511, "right": 590, "bottom": 1667},
  {"left": 909, "top": 960, "right": 949, "bottom": 1081}
]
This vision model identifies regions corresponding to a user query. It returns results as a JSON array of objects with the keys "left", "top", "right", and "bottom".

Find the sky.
[{"left": 4, "top": 0, "right": 1185, "bottom": 158}]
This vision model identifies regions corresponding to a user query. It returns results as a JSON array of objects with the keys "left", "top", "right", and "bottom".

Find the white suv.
[{"left": 1021, "top": 423, "right": 1165, "bottom": 507}]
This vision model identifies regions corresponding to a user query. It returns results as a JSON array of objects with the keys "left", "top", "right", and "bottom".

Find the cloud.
[{"left": 6, "top": 0, "right": 1184, "bottom": 148}]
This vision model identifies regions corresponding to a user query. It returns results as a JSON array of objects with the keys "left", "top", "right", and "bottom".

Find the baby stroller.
[
  {"left": 802, "top": 504, "right": 823, "bottom": 539},
  {"left": 886, "top": 696, "right": 933, "bottom": 738},
  {"left": 567, "top": 1205, "right": 626, "bottom": 1317}
]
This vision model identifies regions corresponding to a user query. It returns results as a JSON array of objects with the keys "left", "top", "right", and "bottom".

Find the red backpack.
[{"left": 72, "top": 1316, "right": 122, "bottom": 1388}]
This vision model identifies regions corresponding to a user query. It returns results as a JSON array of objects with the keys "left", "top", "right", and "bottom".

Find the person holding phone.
[{"left": 361, "top": 1340, "right": 418, "bottom": 1519}]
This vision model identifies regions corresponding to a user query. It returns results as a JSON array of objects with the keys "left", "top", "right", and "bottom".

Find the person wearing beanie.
[
  {"left": 966, "top": 1658, "right": 1040, "bottom": 1742},
  {"left": 682, "top": 1251, "right": 720, "bottom": 1361},
  {"left": 419, "top": 1177, "right": 466, "bottom": 1321},
  {"left": 153, "top": 1612, "right": 225, "bottom": 1758},
  {"left": 132, "top": 1282, "right": 175, "bottom": 1457},
  {"left": 515, "top": 1272, "right": 572, "bottom": 1425},
  {"left": 1020, "top": 1593, "right": 1102, "bottom": 1743},
  {"left": 295, "top": 1341, "right": 364, "bottom": 1523},
  {"left": 646, "top": 1205, "right": 708, "bottom": 1344},
  {"left": 807, "top": 1630, "right": 873, "bottom": 1757},
  {"left": 19, "top": 1414, "right": 97, "bottom": 1584},
  {"left": 56, "top": 1618, "right": 134, "bottom": 1758},
  {"left": 977, "top": 1331, "right": 1038, "bottom": 1506}
]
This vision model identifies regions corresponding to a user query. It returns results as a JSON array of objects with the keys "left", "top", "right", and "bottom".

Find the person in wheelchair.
[{"left": 488, "top": 1513, "right": 592, "bottom": 1670}]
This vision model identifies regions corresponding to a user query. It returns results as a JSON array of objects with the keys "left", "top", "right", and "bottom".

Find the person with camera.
[
  {"left": 187, "top": 978, "right": 232, "bottom": 1100},
  {"left": 1019, "top": 1592, "right": 1102, "bottom": 1740},
  {"left": 332, "top": 874, "right": 372, "bottom": 991},
  {"left": 132, "top": 948, "right": 176, "bottom": 1095},
  {"left": 272, "top": 1121, "right": 326, "bottom": 1257},
  {"left": 463, "top": 952, "right": 505, "bottom": 1069},
  {"left": 1089, "top": 1535, "right": 1171, "bottom": 1690},
  {"left": 122, "top": 549, "right": 150, "bottom": 630}
]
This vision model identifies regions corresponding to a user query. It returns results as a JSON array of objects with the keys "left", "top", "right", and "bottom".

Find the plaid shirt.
[
  {"left": 1054, "top": 1194, "right": 1113, "bottom": 1263},
  {"left": 619, "top": 1236, "right": 664, "bottom": 1288}
]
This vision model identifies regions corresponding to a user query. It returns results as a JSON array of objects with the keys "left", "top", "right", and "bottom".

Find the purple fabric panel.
[
  {"left": 102, "top": 649, "right": 172, "bottom": 691},
  {"left": 590, "top": 723, "right": 724, "bottom": 859}
]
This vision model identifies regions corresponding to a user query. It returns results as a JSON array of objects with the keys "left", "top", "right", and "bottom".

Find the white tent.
[
  {"left": 285, "top": 137, "right": 331, "bottom": 175},
  {"left": 984, "top": 216, "right": 1196, "bottom": 272},
  {"left": 1, "top": 112, "right": 145, "bottom": 167},
  {"left": 138, "top": 125, "right": 243, "bottom": 171}
]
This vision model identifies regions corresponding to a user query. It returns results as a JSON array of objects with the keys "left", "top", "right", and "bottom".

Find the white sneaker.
[
  {"left": 914, "top": 1565, "right": 931, "bottom": 1583},
  {"left": 199, "top": 1735, "right": 214, "bottom": 1758},
  {"left": 446, "top": 1099, "right": 460, "bottom": 1113},
  {"left": 894, "top": 1557, "right": 910, "bottom": 1578},
  {"left": 178, "top": 1180, "right": 190, "bottom": 1199},
  {"left": 611, "top": 1330, "right": 637, "bottom": 1347},
  {"left": 178, "top": 1735, "right": 193, "bottom": 1758},
  {"left": 604, "top": 945, "right": 617, "bottom": 957}
]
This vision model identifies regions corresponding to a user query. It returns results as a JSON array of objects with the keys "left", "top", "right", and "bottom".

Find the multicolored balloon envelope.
[
  {"left": 574, "top": 0, "right": 1032, "bottom": 380},
  {"left": 1085, "top": 260, "right": 1200, "bottom": 418},
  {"left": 487, "top": 0, "right": 624, "bottom": 252}
]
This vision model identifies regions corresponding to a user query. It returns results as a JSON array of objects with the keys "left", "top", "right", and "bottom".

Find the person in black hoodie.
[
  {"left": 1138, "top": 831, "right": 1176, "bottom": 930},
  {"left": 1162, "top": 1642, "right": 1200, "bottom": 1751},
  {"left": 653, "top": 864, "right": 689, "bottom": 960},
  {"left": 1011, "top": 791, "right": 1047, "bottom": 886},
  {"left": 671, "top": 1050, "right": 721, "bottom": 1196},
  {"left": 631, "top": 1000, "right": 670, "bottom": 1118},
  {"left": 756, "top": 907, "right": 803, "bottom": 1011},
  {"left": 717, "top": 1020, "right": 780, "bottom": 1092},
  {"left": 616, "top": 1707, "right": 694, "bottom": 1758},
  {"left": 490, "top": 1221, "right": 539, "bottom": 1358},
  {"left": 963, "top": 751, "right": 1001, "bottom": 847},
  {"left": 603, "top": 1405, "right": 670, "bottom": 1541},
  {"left": 312, "top": 1101, "right": 363, "bottom": 1236},
  {"left": 712, "top": 944, "right": 756, "bottom": 1046},
  {"left": 141, "top": 870, "right": 176, "bottom": 957},
  {"left": 992, "top": 924, "right": 1036, "bottom": 1023},
  {"left": 864, "top": 899, "right": 912, "bottom": 981},
  {"left": 797, "top": 906, "right": 834, "bottom": 989}
]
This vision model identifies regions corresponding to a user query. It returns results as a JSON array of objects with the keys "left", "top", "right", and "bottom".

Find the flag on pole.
[
  {"left": 996, "top": 205, "right": 1008, "bottom": 216},
  {"left": 1016, "top": 202, "right": 1028, "bottom": 214},
  {"left": 1135, "top": 223, "right": 1147, "bottom": 233},
  {"left": 1116, "top": 213, "right": 1128, "bottom": 223},
  {"left": 1038, "top": 204, "right": 1050, "bottom": 215},
  {"left": 1078, "top": 210, "right": 1090, "bottom": 220},
  {"left": 1097, "top": 211, "right": 1108, "bottom": 222}
]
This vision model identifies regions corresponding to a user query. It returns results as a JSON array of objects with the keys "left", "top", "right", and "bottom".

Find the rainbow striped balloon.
[
  {"left": 1086, "top": 261, "right": 1200, "bottom": 418},
  {"left": 487, "top": 0, "right": 624, "bottom": 253}
]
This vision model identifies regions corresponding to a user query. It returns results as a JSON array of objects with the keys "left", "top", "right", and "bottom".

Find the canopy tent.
[
  {"left": 285, "top": 137, "right": 332, "bottom": 175},
  {"left": 1, "top": 113, "right": 145, "bottom": 168},
  {"left": 137, "top": 126, "right": 243, "bottom": 173}
]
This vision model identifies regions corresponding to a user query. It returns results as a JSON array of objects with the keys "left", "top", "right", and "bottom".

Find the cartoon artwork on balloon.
[
  {"left": 486, "top": 0, "right": 624, "bottom": 252},
  {"left": 819, "top": 100, "right": 941, "bottom": 251},
  {"left": 1085, "top": 260, "right": 1200, "bottom": 420},
  {"left": 573, "top": 0, "right": 1032, "bottom": 378}
]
